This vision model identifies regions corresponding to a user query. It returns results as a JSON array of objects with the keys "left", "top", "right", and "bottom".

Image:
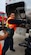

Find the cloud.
[{"left": 0, "top": 0, "right": 5, "bottom": 12}]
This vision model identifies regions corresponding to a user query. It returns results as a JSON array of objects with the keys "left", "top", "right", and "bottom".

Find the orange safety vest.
[{"left": 6, "top": 17, "right": 17, "bottom": 31}]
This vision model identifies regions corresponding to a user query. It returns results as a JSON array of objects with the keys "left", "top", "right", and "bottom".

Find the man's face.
[{"left": 10, "top": 13, "right": 15, "bottom": 19}]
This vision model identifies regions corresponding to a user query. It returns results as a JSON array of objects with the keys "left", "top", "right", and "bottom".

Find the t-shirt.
[
  {"left": 6, "top": 28, "right": 14, "bottom": 36},
  {"left": 6, "top": 28, "right": 11, "bottom": 35}
]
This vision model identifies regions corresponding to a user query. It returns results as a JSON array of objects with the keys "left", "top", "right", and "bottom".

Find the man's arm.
[
  {"left": 8, "top": 19, "right": 26, "bottom": 24},
  {"left": 0, "top": 32, "right": 8, "bottom": 40}
]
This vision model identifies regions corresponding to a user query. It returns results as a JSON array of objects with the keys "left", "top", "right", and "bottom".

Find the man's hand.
[{"left": 18, "top": 24, "right": 26, "bottom": 28}]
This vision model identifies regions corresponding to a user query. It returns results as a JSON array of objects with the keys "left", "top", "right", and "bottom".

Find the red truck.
[{"left": 0, "top": 12, "right": 7, "bottom": 30}]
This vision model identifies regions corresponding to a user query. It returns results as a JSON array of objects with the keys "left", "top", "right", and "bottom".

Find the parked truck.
[{"left": 0, "top": 12, "right": 7, "bottom": 30}]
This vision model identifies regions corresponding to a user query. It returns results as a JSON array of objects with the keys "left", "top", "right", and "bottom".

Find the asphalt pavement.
[{"left": 0, "top": 28, "right": 29, "bottom": 55}]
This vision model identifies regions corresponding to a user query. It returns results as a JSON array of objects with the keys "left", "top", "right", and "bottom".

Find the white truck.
[{"left": 5, "top": 0, "right": 25, "bottom": 16}]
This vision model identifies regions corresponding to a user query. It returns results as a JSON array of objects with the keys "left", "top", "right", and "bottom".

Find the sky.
[
  {"left": 0, "top": 0, "right": 31, "bottom": 12},
  {"left": 0, "top": 0, "right": 5, "bottom": 12}
]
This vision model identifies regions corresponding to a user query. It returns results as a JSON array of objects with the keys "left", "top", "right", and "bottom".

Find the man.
[
  {"left": 2, "top": 12, "right": 27, "bottom": 55},
  {"left": 2, "top": 12, "right": 17, "bottom": 55}
]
